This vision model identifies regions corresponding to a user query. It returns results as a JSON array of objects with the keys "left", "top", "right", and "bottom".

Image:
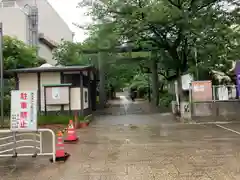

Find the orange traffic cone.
[
  {"left": 50, "top": 131, "right": 70, "bottom": 162},
  {"left": 64, "top": 120, "right": 79, "bottom": 143}
]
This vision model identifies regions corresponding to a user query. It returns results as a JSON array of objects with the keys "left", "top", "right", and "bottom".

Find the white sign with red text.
[{"left": 10, "top": 90, "right": 38, "bottom": 131}]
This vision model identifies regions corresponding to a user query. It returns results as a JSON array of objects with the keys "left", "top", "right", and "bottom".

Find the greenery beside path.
[{"left": 53, "top": 0, "right": 240, "bottom": 110}]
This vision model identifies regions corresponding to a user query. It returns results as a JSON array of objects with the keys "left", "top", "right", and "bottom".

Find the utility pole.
[{"left": 0, "top": 23, "right": 4, "bottom": 128}]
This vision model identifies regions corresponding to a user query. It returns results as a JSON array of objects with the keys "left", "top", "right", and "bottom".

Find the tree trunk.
[
  {"left": 150, "top": 53, "right": 159, "bottom": 106},
  {"left": 176, "top": 72, "right": 189, "bottom": 116},
  {"left": 176, "top": 75, "right": 184, "bottom": 102},
  {"left": 98, "top": 52, "right": 106, "bottom": 109}
]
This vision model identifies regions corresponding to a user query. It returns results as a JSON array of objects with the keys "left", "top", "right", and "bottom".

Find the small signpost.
[{"left": 10, "top": 90, "right": 38, "bottom": 132}]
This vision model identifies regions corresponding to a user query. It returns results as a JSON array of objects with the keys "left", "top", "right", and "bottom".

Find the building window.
[
  {"left": 63, "top": 74, "right": 80, "bottom": 87},
  {"left": 63, "top": 73, "right": 89, "bottom": 88}
]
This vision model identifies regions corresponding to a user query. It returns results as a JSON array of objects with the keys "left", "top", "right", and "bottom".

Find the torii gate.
[{"left": 77, "top": 45, "right": 157, "bottom": 109}]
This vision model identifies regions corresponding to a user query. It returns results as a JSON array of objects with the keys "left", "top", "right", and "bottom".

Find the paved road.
[{"left": 1, "top": 99, "right": 240, "bottom": 179}]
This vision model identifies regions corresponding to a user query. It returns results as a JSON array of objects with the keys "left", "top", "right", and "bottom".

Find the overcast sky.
[{"left": 48, "top": 0, "right": 91, "bottom": 42}]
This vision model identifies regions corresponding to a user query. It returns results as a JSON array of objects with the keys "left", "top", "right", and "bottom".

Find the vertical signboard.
[
  {"left": 10, "top": 90, "right": 37, "bottom": 131},
  {"left": 191, "top": 81, "right": 212, "bottom": 101}
]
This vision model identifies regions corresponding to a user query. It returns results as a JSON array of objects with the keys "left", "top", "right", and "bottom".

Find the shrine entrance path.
[{"left": 1, "top": 97, "right": 240, "bottom": 179}]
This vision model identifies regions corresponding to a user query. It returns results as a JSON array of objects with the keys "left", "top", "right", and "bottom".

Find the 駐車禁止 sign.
[{"left": 10, "top": 90, "right": 37, "bottom": 132}]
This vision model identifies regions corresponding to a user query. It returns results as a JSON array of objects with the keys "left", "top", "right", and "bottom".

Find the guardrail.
[{"left": 0, "top": 129, "right": 56, "bottom": 162}]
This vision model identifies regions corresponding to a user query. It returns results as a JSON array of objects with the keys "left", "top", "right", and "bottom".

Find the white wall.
[
  {"left": 0, "top": 5, "right": 54, "bottom": 64},
  {"left": 38, "top": 42, "right": 54, "bottom": 64},
  {"left": 0, "top": 7, "right": 27, "bottom": 42},
  {"left": 64, "top": 87, "right": 89, "bottom": 110},
  {"left": 1, "top": 0, "right": 73, "bottom": 65},
  {"left": 18, "top": 72, "right": 89, "bottom": 112},
  {"left": 16, "top": 0, "right": 73, "bottom": 43},
  {"left": 18, "top": 73, "right": 38, "bottom": 90}
]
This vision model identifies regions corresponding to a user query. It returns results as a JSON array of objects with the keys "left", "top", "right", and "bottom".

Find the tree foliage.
[
  {"left": 129, "top": 73, "right": 149, "bottom": 91},
  {"left": 79, "top": 0, "right": 240, "bottom": 76},
  {"left": 106, "top": 63, "right": 138, "bottom": 89},
  {"left": 77, "top": 0, "right": 240, "bottom": 104},
  {"left": 52, "top": 40, "right": 99, "bottom": 66},
  {"left": 3, "top": 36, "right": 41, "bottom": 69}
]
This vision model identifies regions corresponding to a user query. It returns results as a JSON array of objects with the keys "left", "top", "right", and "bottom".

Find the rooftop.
[{"left": 6, "top": 65, "right": 95, "bottom": 74}]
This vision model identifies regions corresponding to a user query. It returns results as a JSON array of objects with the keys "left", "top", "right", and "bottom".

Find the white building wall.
[
  {"left": 64, "top": 88, "right": 89, "bottom": 110},
  {"left": 0, "top": 0, "right": 73, "bottom": 64},
  {"left": 18, "top": 73, "right": 38, "bottom": 90},
  {"left": 0, "top": 7, "right": 27, "bottom": 42},
  {"left": 16, "top": 0, "right": 73, "bottom": 43},
  {"left": 38, "top": 42, "right": 55, "bottom": 65},
  {"left": 17, "top": 72, "right": 88, "bottom": 112}
]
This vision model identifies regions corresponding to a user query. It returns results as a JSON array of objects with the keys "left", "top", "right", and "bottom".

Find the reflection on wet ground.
[{"left": 1, "top": 100, "right": 240, "bottom": 179}]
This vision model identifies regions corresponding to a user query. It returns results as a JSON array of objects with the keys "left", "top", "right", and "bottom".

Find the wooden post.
[
  {"left": 80, "top": 72, "right": 84, "bottom": 116},
  {"left": 92, "top": 72, "right": 97, "bottom": 111},
  {"left": 87, "top": 70, "right": 91, "bottom": 112},
  {"left": 37, "top": 72, "right": 41, "bottom": 113},
  {"left": 44, "top": 86, "right": 47, "bottom": 116}
]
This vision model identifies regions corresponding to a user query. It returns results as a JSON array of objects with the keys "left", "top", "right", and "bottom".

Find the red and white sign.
[{"left": 10, "top": 91, "right": 37, "bottom": 131}]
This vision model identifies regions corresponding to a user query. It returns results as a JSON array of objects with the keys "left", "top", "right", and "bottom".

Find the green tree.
[
  {"left": 52, "top": 40, "right": 100, "bottom": 66},
  {"left": 107, "top": 63, "right": 138, "bottom": 90},
  {"left": 79, "top": 0, "right": 240, "bottom": 103},
  {"left": 3, "top": 36, "right": 40, "bottom": 69},
  {"left": 2, "top": 36, "right": 42, "bottom": 118}
]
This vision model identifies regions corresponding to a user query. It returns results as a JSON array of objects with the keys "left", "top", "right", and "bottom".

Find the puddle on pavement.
[
  {"left": 1, "top": 157, "right": 47, "bottom": 176},
  {"left": 117, "top": 123, "right": 170, "bottom": 137},
  {"left": 107, "top": 151, "right": 120, "bottom": 161},
  {"left": 130, "top": 125, "right": 138, "bottom": 129},
  {"left": 82, "top": 140, "right": 100, "bottom": 145}
]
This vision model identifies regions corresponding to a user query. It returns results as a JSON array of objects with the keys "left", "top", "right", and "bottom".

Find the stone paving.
[{"left": 1, "top": 100, "right": 240, "bottom": 179}]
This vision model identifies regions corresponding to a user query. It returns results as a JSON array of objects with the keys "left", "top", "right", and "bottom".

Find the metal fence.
[
  {"left": 212, "top": 85, "right": 238, "bottom": 101},
  {"left": 0, "top": 129, "right": 56, "bottom": 162},
  {"left": 190, "top": 85, "right": 240, "bottom": 122}
]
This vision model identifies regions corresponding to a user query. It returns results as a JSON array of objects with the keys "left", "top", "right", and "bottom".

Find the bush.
[
  {"left": 159, "top": 92, "right": 175, "bottom": 107},
  {"left": 3, "top": 94, "right": 11, "bottom": 116}
]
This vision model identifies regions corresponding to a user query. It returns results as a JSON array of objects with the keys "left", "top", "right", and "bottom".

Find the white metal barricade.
[{"left": 0, "top": 129, "right": 56, "bottom": 162}]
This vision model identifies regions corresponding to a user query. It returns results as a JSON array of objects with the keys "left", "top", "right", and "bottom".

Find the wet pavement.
[{"left": 1, "top": 99, "right": 240, "bottom": 179}]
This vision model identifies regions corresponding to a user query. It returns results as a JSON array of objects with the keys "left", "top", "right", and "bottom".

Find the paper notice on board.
[
  {"left": 193, "top": 84, "right": 204, "bottom": 92},
  {"left": 52, "top": 87, "right": 60, "bottom": 99}
]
